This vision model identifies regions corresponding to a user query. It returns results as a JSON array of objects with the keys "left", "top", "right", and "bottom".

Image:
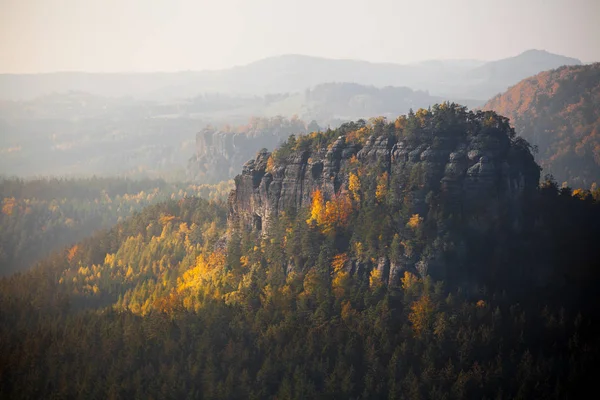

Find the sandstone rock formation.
[
  {"left": 228, "top": 108, "right": 540, "bottom": 282},
  {"left": 187, "top": 118, "right": 309, "bottom": 183}
]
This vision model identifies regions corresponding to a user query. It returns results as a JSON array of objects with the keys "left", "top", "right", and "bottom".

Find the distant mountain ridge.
[
  {"left": 0, "top": 50, "right": 581, "bottom": 101},
  {"left": 465, "top": 49, "right": 582, "bottom": 99}
]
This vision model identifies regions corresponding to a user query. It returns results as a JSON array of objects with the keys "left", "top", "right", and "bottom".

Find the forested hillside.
[
  {"left": 0, "top": 177, "right": 232, "bottom": 276},
  {"left": 484, "top": 63, "right": 600, "bottom": 186},
  {"left": 2, "top": 106, "right": 599, "bottom": 399}
]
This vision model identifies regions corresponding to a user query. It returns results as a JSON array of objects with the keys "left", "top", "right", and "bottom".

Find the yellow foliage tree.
[
  {"left": 67, "top": 245, "right": 79, "bottom": 264},
  {"left": 369, "top": 268, "right": 383, "bottom": 289},
  {"left": 2, "top": 197, "right": 16, "bottom": 216},
  {"left": 415, "top": 108, "right": 430, "bottom": 126},
  {"left": 308, "top": 190, "right": 353, "bottom": 234},
  {"left": 375, "top": 172, "right": 389, "bottom": 202},
  {"left": 409, "top": 295, "right": 436, "bottom": 337},
  {"left": 177, "top": 250, "right": 226, "bottom": 297},
  {"left": 572, "top": 188, "right": 592, "bottom": 201},
  {"left": 395, "top": 116, "right": 407, "bottom": 131},
  {"left": 348, "top": 173, "right": 361, "bottom": 202},
  {"left": 401, "top": 271, "right": 419, "bottom": 291},
  {"left": 153, "top": 292, "right": 182, "bottom": 314},
  {"left": 322, "top": 193, "right": 353, "bottom": 234},
  {"left": 406, "top": 214, "right": 423, "bottom": 229},
  {"left": 331, "top": 253, "right": 349, "bottom": 273},
  {"left": 266, "top": 155, "right": 276, "bottom": 173},
  {"left": 178, "top": 222, "right": 190, "bottom": 234},
  {"left": 346, "top": 127, "right": 370, "bottom": 145},
  {"left": 306, "top": 189, "right": 325, "bottom": 226},
  {"left": 331, "top": 253, "right": 350, "bottom": 298},
  {"left": 332, "top": 271, "right": 350, "bottom": 299},
  {"left": 159, "top": 213, "right": 176, "bottom": 226}
]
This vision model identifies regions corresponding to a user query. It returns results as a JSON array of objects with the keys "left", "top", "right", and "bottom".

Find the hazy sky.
[{"left": 1, "top": 0, "right": 598, "bottom": 73}]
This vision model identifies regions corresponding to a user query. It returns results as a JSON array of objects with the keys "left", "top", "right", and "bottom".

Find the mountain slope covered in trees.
[
  {"left": 0, "top": 177, "right": 232, "bottom": 276},
  {"left": 1, "top": 106, "right": 599, "bottom": 399},
  {"left": 484, "top": 63, "right": 600, "bottom": 186}
]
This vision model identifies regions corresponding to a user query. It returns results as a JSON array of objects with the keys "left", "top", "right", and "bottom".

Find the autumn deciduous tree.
[
  {"left": 376, "top": 172, "right": 389, "bottom": 202},
  {"left": 406, "top": 214, "right": 422, "bottom": 229},
  {"left": 67, "top": 245, "right": 79, "bottom": 264},
  {"left": 348, "top": 173, "right": 361, "bottom": 203},
  {"left": 395, "top": 115, "right": 407, "bottom": 131},
  {"left": 322, "top": 193, "right": 353, "bottom": 234},
  {"left": 401, "top": 271, "right": 419, "bottom": 291},
  {"left": 369, "top": 268, "right": 383, "bottom": 289},
  {"left": 331, "top": 253, "right": 351, "bottom": 298},
  {"left": 266, "top": 156, "right": 276, "bottom": 173},
  {"left": 1, "top": 197, "right": 16, "bottom": 216},
  {"left": 331, "top": 253, "right": 349, "bottom": 274},
  {"left": 332, "top": 271, "right": 350, "bottom": 299},
  {"left": 177, "top": 250, "right": 227, "bottom": 302},
  {"left": 307, "top": 189, "right": 325, "bottom": 226},
  {"left": 409, "top": 295, "right": 436, "bottom": 337},
  {"left": 307, "top": 190, "right": 353, "bottom": 234}
]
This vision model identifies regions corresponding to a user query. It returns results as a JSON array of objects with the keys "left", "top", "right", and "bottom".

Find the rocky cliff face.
[
  {"left": 187, "top": 128, "right": 283, "bottom": 183},
  {"left": 187, "top": 119, "right": 309, "bottom": 183},
  {"left": 228, "top": 109, "right": 540, "bottom": 283},
  {"left": 229, "top": 134, "right": 538, "bottom": 230}
]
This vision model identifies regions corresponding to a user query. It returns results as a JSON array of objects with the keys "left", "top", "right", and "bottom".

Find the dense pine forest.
[{"left": 2, "top": 105, "right": 600, "bottom": 399}]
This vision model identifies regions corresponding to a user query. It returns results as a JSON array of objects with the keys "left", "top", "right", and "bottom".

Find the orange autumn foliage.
[
  {"left": 332, "top": 253, "right": 349, "bottom": 273},
  {"left": 307, "top": 189, "right": 325, "bottom": 226},
  {"left": 67, "top": 245, "right": 79, "bottom": 263},
  {"left": 406, "top": 214, "right": 423, "bottom": 229},
  {"left": 2, "top": 197, "right": 17, "bottom": 216},
  {"left": 322, "top": 193, "right": 353, "bottom": 233},
  {"left": 307, "top": 190, "right": 353, "bottom": 233},
  {"left": 409, "top": 295, "right": 436, "bottom": 337},
  {"left": 483, "top": 63, "right": 600, "bottom": 185}
]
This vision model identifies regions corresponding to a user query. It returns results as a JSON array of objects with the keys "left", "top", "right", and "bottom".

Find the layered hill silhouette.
[
  {"left": 0, "top": 84, "right": 461, "bottom": 178},
  {"left": 0, "top": 50, "right": 580, "bottom": 101},
  {"left": 484, "top": 63, "right": 600, "bottom": 186},
  {"left": 0, "top": 50, "right": 584, "bottom": 179}
]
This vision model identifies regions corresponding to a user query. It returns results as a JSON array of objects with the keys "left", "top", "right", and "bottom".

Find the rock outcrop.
[
  {"left": 228, "top": 110, "right": 540, "bottom": 282},
  {"left": 187, "top": 119, "right": 309, "bottom": 183},
  {"left": 229, "top": 134, "right": 538, "bottom": 231}
]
